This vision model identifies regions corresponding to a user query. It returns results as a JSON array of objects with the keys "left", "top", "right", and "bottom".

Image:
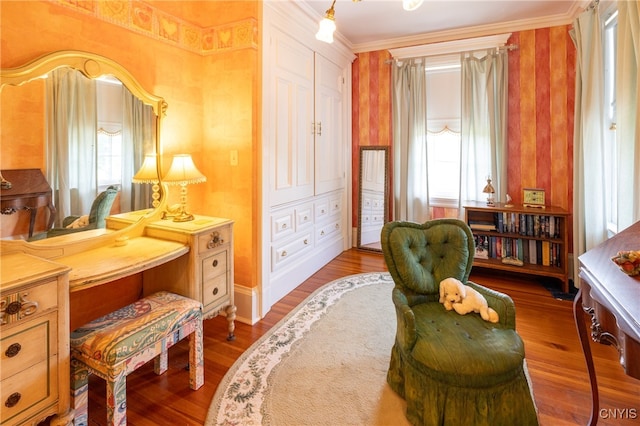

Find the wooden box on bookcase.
[{"left": 464, "top": 201, "right": 570, "bottom": 293}]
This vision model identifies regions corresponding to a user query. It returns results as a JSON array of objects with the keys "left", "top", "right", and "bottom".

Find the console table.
[
  {"left": 0, "top": 169, "right": 56, "bottom": 238},
  {"left": 573, "top": 221, "right": 640, "bottom": 425}
]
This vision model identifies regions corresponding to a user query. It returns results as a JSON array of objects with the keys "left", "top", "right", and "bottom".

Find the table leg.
[{"left": 573, "top": 286, "right": 599, "bottom": 426}]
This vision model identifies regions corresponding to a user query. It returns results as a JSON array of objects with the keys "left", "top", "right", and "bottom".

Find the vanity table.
[{"left": 574, "top": 221, "right": 640, "bottom": 425}]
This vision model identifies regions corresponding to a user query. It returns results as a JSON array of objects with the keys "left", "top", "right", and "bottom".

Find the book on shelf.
[{"left": 469, "top": 222, "right": 496, "bottom": 232}]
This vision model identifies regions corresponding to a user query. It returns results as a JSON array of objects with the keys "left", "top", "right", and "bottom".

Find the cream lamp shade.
[
  {"left": 162, "top": 154, "right": 206, "bottom": 222},
  {"left": 316, "top": 0, "right": 337, "bottom": 43},
  {"left": 132, "top": 154, "right": 161, "bottom": 208}
]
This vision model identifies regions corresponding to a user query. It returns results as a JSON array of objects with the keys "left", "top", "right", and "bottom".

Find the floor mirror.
[{"left": 357, "top": 146, "right": 389, "bottom": 252}]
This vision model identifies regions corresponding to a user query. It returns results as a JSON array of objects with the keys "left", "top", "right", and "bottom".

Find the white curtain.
[
  {"left": 46, "top": 69, "right": 97, "bottom": 226},
  {"left": 570, "top": 5, "right": 609, "bottom": 283},
  {"left": 122, "top": 91, "right": 155, "bottom": 211},
  {"left": 392, "top": 58, "right": 429, "bottom": 222},
  {"left": 616, "top": 0, "right": 640, "bottom": 231},
  {"left": 459, "top": 49, "right": 508, "bottom": 213}
]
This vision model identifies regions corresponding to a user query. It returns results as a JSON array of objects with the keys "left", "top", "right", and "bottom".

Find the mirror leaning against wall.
[
  {"left": 0, "top": 50, "right": 167, "bottom": 246},
  {"left": 357, "top": 146, "right": 390, "bottom": 252}
]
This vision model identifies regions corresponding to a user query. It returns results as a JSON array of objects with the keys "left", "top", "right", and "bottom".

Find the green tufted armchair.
[
  {"left": 381, "top": 219, "right": 538, "bottom": 426},
  {"left": 44, "top": 185, "right": 118, "bottom": 238}
]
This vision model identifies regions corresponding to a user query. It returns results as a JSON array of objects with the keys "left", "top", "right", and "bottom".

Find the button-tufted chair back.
[{"left": 381, "top": 219, "right": 474, "bottom": 296}]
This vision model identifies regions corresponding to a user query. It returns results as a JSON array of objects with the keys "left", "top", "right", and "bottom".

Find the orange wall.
[
  {"left": 352, "top": 25, "right": 576, "bottom": 246},
  {"left": 0, "top": 0, "right": 259, "bottom": 287}
]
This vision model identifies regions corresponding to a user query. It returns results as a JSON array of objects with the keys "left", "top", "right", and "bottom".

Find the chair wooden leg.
[
  {"left": 189, "top": 319, "right": 204, "bottom": 390},
  {"left": 70, "top": 358, "right": 90, "bottom": 426},
  {"left": 106, "top": 371, "right": 128, "bottom": 426}
]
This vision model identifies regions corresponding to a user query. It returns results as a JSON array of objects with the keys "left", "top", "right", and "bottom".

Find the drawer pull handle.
[
  {"left": 304, "top": 239, "right": 309, "bottom": 245},
  {"left": 212, "top": 259, "right": 218, "bottom": 267},
  {"left": 5, "top": 392, "right": 21, "bottom": 408},
  {"left": 335, "top": 224, "right": 339, "bottom": 229},
  {"left": 304, "top": 215, "right": 308, "bottom": 221},
  {"left": 320, "top": 230, "right": 325, "bottom": 236},
  {"left": 321, "top": 209, "right": 326, "bottom": 214},
  {"left": 207, "top": 231, "right": 224, "bottom": 249},
  {"left": 281, "top": 250, "right": 287, "bottom": 257},
  {"left": 5, "top": 301, "right": 21, "bottom": 315},
  {"left": 5, "top": 343, "right": 21, "bottom": 358},
  {"left": 212, "top": 287, "right": 219, "bottom": 296},
  {"left": 282, "top": 223, "right": 287, "bottom": 229}
]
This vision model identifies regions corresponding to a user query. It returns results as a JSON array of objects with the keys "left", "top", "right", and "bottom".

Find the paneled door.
[{"left": 314, "top": 53, "right": 345, "bottom": 195}]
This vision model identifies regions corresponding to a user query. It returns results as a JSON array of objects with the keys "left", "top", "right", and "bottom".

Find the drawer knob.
[
  {"left": 320, "top": 230, "right": 325, "bottom": 236},
  {"left": 282, "top": 223, "right": 287, "bottom": 229},
  {"left": 281, "top": 250, "right": 287, "bottom": 257},
  {"left": 304, "top": 239, "right": 309, "bottom": 245},
  {"left": 212, "top": 287, "right": 219, "bottom": 296},
  {"left": 5, "top": 343, "right": 21, "bottom": 358},
  {"left": 5, "top": 301, "right": 21, "bottom": 315},
  {"left": 5, "top": 392, "right": 21, "bottom": 408},
  {"left": 212, "top": 259, "right": 218, "bottom": 267}
]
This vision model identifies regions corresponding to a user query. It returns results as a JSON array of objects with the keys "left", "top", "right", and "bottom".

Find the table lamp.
[
  {"left": 132, "top": 154, "right": 161, "bottom": 208},
  {"left": 162, "top": 154, "right": 206, "bottom": 222},
  {"left": 482, "top": 177, "right": 495, "bottom": 206}
]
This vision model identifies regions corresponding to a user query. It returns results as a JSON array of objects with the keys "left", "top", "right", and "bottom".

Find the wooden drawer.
[
  {"left": 0, "top": 355, "right": 57, "bottom": 425},
  {"left": 202, "top": 274, "right": 229, "bottom": 309},
  {"left": 272, "top": 232, "right": 313, "bottom": 270},
  {"left": 1, "top": 280, "right": 57, "bottom": 326},
  {"left": 316, "top": 219, "right": 341, "bottom": 243},
  {"left": 197, "top": 224, "right": 232, "bottom": 255},
  {"left": 202, "top": 252, "right": 227, "bottom": 282},
  {"left": 1, "top": 315, "right": 56, "bottom": 381},
  {"left": 295, "top": 203, "right": 314, "bottom": 230},
  {"left": 270, "top": 208, "right": 295, "bottom": 241}
]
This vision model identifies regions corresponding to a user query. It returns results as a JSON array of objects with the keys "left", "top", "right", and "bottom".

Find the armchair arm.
[
  {"left": 62, "top": 215, "right": 81, "bottom": 227},
  {"left": 467, "top": 281, "right": 517, "bottom": 329},
  {"left": 391, "top": 287, "right": 418, "bottom": 352}
]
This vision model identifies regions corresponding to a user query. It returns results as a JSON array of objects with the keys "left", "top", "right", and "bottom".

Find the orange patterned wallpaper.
[
  {"left": 51, "top": 0, "right": 257, "bottom": 54},
  {"left": 352, "top": 25, "right": 576, "bottom": 239}
]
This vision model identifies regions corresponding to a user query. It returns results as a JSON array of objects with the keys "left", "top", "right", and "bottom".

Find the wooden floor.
[{"left": 84, "top": 249, "right": 640, "bottom": 425}]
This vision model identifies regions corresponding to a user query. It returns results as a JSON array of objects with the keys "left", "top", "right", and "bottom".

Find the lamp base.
[{"left": 172, "top": 211, "right": 195, "bottom": 222}]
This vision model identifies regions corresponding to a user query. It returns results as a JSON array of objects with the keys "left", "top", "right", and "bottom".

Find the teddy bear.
[{"left": 439, "top": 277, "right": 499, "bottom": 323}]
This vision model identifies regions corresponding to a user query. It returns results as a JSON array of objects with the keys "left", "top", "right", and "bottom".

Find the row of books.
[
  {"left": 473, "top": 235, "right": 562, "bottom": 267},
  {"left": 470, "top": 213, "right": 562, "bottom": 239}
]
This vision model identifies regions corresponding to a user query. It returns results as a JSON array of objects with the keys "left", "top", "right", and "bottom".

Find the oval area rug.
[{"left": 206, "top": 272, "right": 411, "bottom": 426}]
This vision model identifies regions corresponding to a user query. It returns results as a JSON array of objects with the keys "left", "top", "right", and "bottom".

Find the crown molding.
[{"left": 350, "top": 2, "right": 588, "bottom": 54}]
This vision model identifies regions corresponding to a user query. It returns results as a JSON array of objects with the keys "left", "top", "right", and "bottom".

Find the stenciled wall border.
[{"left": 51, "top": 0, "right": 258, "bottom": 55}]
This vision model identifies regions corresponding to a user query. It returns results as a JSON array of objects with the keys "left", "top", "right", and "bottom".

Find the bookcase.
[{"left": 464, "top": 201, "right": 570, "bottom": 293}]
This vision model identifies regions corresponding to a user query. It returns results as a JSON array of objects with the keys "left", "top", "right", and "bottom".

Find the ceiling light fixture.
[
  {"left": 316, "top": 0, "right": 337, "bottom": 43},
  {"left": 403, "top": 0, "right": 425, "bottom": 11}
]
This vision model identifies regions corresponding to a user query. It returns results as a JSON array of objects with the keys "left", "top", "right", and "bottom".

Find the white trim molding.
[{"left": 388, "top": 33, "right": 512, "bottom": 61}]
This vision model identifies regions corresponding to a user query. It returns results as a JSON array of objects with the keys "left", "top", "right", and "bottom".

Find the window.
[
  {"left": 96, "top": 79, "right": 124, "bottom": 192},
  {"left": 426, "top": 62, "right": 461, "bottom": 207},
  {"left": 97, "top": 126, "right": 122, "bottom": 190},
  {"left": 603, "top": 10, "right": 618, "bottom": 234}
]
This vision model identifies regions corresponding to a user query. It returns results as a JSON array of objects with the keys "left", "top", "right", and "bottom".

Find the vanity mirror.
[
  {"left": 357, "top": 146, "right": 389, "bottom": 252},
  {"left": 1, "top": 50, "right": 167, "bottom": 242}
]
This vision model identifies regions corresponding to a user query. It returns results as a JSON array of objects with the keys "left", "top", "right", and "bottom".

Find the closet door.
[
  {"left": 314, "top": 53, "right": 345, "bottom": 195},
  {"left": 268, "top": 29, "right": 315, "bottom": 206}
]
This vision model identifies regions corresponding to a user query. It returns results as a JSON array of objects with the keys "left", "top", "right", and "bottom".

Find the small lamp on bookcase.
[{"left": 482, "top": 177, "right": 496, "bottom": 206}]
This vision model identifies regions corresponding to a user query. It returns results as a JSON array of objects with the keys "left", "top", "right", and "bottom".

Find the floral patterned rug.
[{"left": 206, "top": 272, "right": 397, "bottom": 426}]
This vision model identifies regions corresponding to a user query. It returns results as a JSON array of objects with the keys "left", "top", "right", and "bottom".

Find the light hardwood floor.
[{"left": 83, "top": 249, "right": 639, "bottom": 425}]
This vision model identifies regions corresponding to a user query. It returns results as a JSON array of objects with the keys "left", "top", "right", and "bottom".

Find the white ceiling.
[{"left": 300, "top": 0, "right": 589, "bottom": 51}]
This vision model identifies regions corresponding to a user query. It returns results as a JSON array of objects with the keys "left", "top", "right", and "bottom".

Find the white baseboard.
[{"left": 233, "top": 284, "right": 260, "bottom": 325}]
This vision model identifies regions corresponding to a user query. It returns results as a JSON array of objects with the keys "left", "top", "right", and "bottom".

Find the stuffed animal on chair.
[{"left": 439, "top": 277, "right": 499, "bottom": 323}]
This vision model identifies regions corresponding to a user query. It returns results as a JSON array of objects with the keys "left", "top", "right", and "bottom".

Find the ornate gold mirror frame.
[{"left": 0, "top": 50, "right": 168, "bottom": 256}]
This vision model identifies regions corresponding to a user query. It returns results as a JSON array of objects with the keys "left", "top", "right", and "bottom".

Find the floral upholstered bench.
[{"left": 70, "top": 291, "right": 204, "bottom": 426}]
